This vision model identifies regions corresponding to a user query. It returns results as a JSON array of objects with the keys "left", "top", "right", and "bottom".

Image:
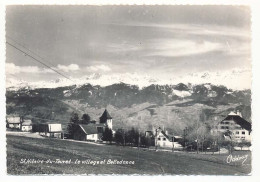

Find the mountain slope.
[{"left": 6, "top": 83, "right": 251, "bottom": 134}]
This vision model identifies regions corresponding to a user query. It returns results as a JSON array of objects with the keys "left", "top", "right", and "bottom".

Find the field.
[{"left": 6, "top": 133, "right": 251, "bottom": 175}]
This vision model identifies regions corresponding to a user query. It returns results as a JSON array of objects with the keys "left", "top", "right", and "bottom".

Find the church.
[{"left": 72, "top": 109, "right": 113, "bottom": 142}]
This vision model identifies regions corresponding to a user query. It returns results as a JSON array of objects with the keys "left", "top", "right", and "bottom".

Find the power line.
[
  {"left": 6, "top": 41, "right": 73, "bottom": 82},
  {"left": 6, "top": 35, "right": 59, "bottom": 69},
  {"left": 6, "top": 39, "right": 85, "bottom": 114}
]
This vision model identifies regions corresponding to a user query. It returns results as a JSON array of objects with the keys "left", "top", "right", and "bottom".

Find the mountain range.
[
  {"left": 6, "top": 81, "right": 251, "bottom": 135},
  {"left": 6, "top": 67, "right": 251, "bottom": 91}
]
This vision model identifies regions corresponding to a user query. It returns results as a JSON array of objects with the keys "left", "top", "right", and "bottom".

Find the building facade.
[
  {"left": 21, "top": 119, "right": 33, "bottom": 132},
  {"left": 6, "top": 116, "right": 21, "bottom": 129},
  {"left": 73, "top": 109, "right": 114, "bottom": 142},
  {"left": 155, "top": 127, "right": 183, "bottom": 149},
  {"left": 212, "top": 111, "right": 251, "bottom": 143},
  {"left": 33, "top": 123, "right": 63, "bottom": 138}
]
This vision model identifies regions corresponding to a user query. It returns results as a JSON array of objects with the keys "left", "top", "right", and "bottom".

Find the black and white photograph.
[{"left": 5, "top": 4, "right": 254, "bottom": 175}]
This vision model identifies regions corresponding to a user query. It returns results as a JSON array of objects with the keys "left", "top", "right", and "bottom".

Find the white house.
[
  {"left": 211, "top": 111, "right": 251, "bottom": 143},
  {"left": 6, "top": 116, "right": 21, "bottom": 129},
  {"left": 21, "top": 119, "right": 32, "bottom": 132},
  {"left": 155, "top": 127, "right": 183, "bottom": 149},
  {"left": 35, "top": 123, "right": 63, "bottom": 138}
]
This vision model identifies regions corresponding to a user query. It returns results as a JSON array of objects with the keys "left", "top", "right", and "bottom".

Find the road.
[{"left": 6, "top": 134, "right": 251, "bottom": 175}]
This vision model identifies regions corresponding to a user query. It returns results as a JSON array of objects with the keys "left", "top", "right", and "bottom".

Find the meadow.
[{"left": 6, "top": 133, "right": 251, "bottom": 175}]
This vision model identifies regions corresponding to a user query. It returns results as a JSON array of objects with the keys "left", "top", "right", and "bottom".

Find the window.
[
  {"left": 242, "top": 131, "right": 245, "bottom": 135},
  {"left": 236, "top": 131, "right": 239, "bottom": 135},
  {"left": 221, "top": 126, "right": 225, "bottom": 129},
  {"left": 158, "top": 138, "right": 161, "bottom": 141},
  {"left": 163, "top": 138, "right": 166, "bottom": 141}
]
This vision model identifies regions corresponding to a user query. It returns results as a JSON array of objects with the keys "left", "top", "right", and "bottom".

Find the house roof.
[
  {"left": 222, "top": 115, "right": 251, "bottom": 131},
  {"left": 156, "top": 128, "right": 172, "bottom": 140},
  {"left": 100, "top": 109, "right": 112, "bottom": 120},
  {"left": 22, "top": 119, "right": 32, "bottom": 126},
  {"left": 6, "top": 117, "right": 20, "bottom": 124},
  {"left": 228, "top": 111, "right": 237, "bottom": 116},
  {"left": 79, "top": 124, "right": 102, "bottom": 135}
]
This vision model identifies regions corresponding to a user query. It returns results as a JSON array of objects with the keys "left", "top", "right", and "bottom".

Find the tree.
[
  {"left": 81, "top": 114, "right": 91, "bottom": 124},
  {"left": 103, "top": 127, "right": 113, "bottom": 143},
  {"left": 125, "top": 128, "right": 139, "bottom": 146},
  {"left": 67, "top": 112, "right": 79, "bottom": 139},
  {"left": 114, "top": 129, "right": 124, "bottom": 145},
  {"left": 70, "top": 112, "right": 79, "bottom": 124}
]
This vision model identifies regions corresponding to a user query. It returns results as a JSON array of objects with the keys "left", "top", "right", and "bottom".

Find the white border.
[{"left": 1, "top": 0, "right": 260, "bottom": 182}]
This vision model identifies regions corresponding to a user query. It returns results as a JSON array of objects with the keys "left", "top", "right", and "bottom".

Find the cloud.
[
  {"left": 86, "top": 65, "right": 111, "bottom": 72},
  {"left": 5, "top": 63, "right": 53, "bottom": 74},
  {"left": 56, "top": 64, "right": 80, "bottom": 72},
  {"left": 106, "top": 22, "right": 250, "bottom": 39},
  {"left": 106, "top": 42, "right": 142, "bottom": 53},
  {"left": 145, "top": 39, "right": 222, "bottom": 58}
]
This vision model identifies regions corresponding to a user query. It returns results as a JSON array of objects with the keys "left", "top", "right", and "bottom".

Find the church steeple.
[{"left": 100, "top": 109, "right": 113, "bottom": 130}]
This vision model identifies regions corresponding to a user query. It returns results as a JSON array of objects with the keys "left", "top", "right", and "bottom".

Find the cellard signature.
[{"left": 226, "top": 154, "right": 248, "bottom": 165}]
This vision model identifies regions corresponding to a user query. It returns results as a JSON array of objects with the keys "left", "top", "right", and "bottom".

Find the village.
[{"left": 6, "top": 108, "right": 252, "bottom": 153}]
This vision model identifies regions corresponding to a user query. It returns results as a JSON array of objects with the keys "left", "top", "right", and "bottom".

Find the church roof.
[
  {"left": 79, "top": 124, "right": 104, "bottom": 135},
  {"left": 100, "top": 109, "right": 112, "bottom": 120}
]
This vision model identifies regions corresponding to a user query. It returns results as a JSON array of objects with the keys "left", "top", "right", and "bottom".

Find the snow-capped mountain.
[{"left": 6, "top": 68, "right": 251, "bottom": 91}]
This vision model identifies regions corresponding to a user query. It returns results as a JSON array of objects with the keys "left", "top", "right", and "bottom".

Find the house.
[
  {"left": 21, "top": 119, "right": 33, "bottom": 132},
  {"left": 33, "top": 123, "right": 63, "bottom": 138},
  {"left": 211, "top": 111, "right": 251, "bottom": 143},
  {"left": 155, "top": 127, "right": 183, "bottom": 149},
  {"left": 73, "top": 109, "right": 114, "bottom": 142},
  {"left": 6, "top": 116, "right": 22, "bottom": 129},
  {"left": 73, "top": 123, "right": 106, "bottom": 142}
]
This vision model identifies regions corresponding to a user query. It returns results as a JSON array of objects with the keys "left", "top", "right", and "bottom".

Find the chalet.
[
  {"left": 33, "top": 123, "right": 63, "bottom": 138},
  {"left": 73, "top": 109, "right": 114, "bottom": 142},
  {"left": 21, "top": 119, "right": 32, "bottom": 132},
  {"left": 211, "top": 111, "right": 251, "bottom": 143},
  {"left": 6, "top": 116, "right": 21, "bottom": 129},
  {"left": 155, "top": 127, "right": 183, "bottom": 149}
]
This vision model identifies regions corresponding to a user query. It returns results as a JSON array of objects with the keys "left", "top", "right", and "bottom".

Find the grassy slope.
[{"left": 7, "top": 134, "right": 251, "bottom": 175}]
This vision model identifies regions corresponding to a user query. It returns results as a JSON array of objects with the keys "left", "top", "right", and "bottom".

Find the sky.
[{"left": 5, "top": 6, "right": 252, "bottom": 90}]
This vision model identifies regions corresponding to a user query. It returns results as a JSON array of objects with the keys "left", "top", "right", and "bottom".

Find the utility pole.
[
  {"left": 121, "top": 117, "right": 126, "bottom": 147},
  {"left": 138, "top": 130, "right": 140, "bottom": 149},
  {"left": 155, "top": 128, "right": 158, "bottom": 150},
  {"left": 172, "top": 136, "right": 174, "bottom": 152},
  {"left": 123, "top": 129, "right": 126, "bottom": 147},
  {"left": 196, "top": 119, "right": 199, "bottom": 154},
  {"left": 183, "top": 127, "right": 187, "bottom": 151}
]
